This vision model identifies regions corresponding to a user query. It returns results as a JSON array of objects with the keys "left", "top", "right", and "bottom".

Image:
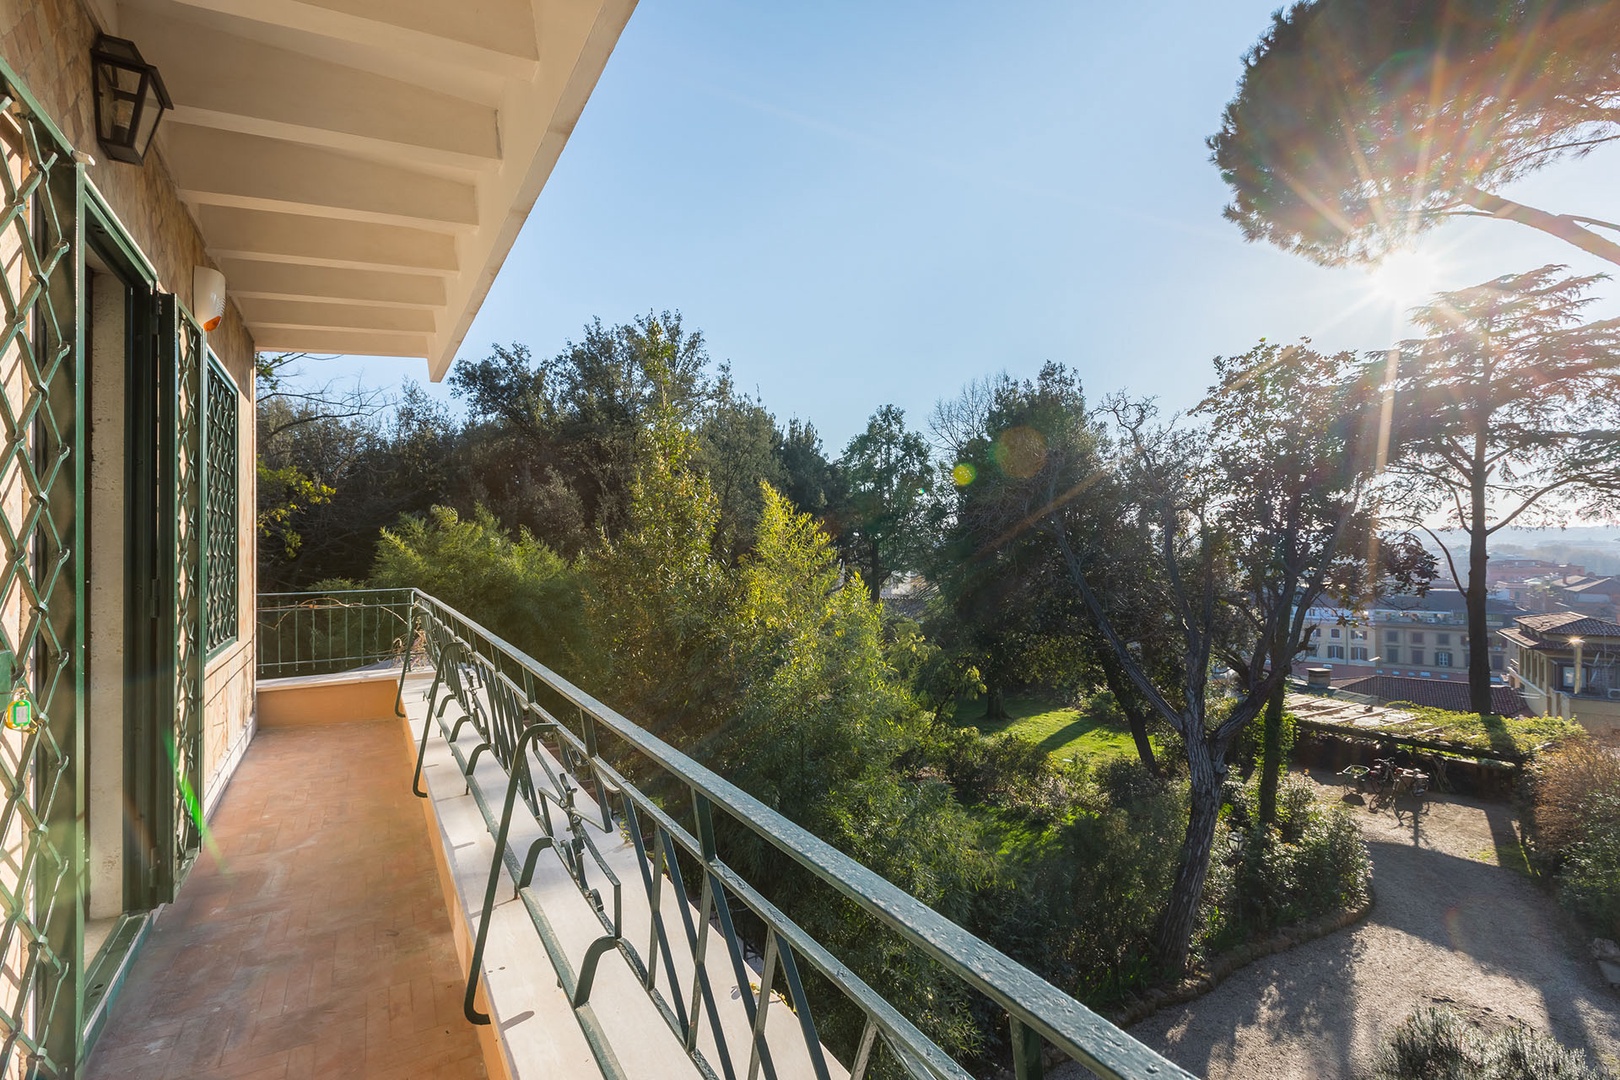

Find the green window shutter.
[{"left": 203, "top": 357, "right": 239, "bottom": 654}]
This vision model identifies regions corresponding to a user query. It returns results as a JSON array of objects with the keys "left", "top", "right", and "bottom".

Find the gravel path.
[{"left": 1066, "top": 769, "right": 1620, "bottom": 1080}]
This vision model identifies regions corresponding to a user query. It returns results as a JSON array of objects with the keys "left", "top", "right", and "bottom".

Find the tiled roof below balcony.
[{"left": 84, "top": 718, "right": 488, "bottom": 1079}]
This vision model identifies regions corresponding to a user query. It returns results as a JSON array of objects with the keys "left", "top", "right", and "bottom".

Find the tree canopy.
[
  {"left": 1213, "top": 0, "right": 1620, "bottom": 265},
  {"left": 1378, "top": 264, "right": 1620, "bottom": 710}
]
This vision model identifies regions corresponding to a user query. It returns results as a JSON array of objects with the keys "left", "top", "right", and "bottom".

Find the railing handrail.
[
  {"left": 252, "top": 587, "right": 1193, "bottom": 1077},
  {"left": 393, "top": 587, "right": 1194, "bottom": 1080}
]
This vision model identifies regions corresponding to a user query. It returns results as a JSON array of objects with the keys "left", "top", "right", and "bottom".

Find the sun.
[{"left": 1367, "top": 249, "right": 1446, "bottom": 306}]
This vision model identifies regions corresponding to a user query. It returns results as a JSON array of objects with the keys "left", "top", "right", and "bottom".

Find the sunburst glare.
[{"left": 1366, "top": 249, "right": 1447, "bottom": 307}]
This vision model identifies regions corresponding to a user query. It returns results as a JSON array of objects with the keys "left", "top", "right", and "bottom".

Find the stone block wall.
[{"left": 1, "top": 0, "right": 259, "bottom": 804}]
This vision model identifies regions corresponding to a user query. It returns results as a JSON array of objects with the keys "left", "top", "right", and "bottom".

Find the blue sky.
[{"left": 304, "top": 0, "right": 1620, "bottom": 452}]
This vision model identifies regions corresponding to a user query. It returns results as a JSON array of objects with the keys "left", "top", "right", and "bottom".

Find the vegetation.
[
  {"left": 958, "top": 694, "right": 1144, "bottom": 765},
  {"left": 249, "top": 6, "right": 1620, "bottom": 1067},
  {"left": 1375, "top": 268, "right": 1620, "bottom": 713},
  {"left": 1373, "top": 1007, "right": 1613, "bottom": 1080},
  {"left": 1526, "top": 741, "right": 1620, "bottom": 939},
  {"left": 1213, "top": 0, "right": 1620, "bottom": 266},
  {"left": 1338, "top": 703, "right": 1583, "bottom": 757}
]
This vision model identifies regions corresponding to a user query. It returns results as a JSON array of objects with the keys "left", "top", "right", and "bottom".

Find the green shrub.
[
  {"left": 1528, "top": 742, "right": 1620, "bottom": 938},
  {"left": 926, "top": 727, "right": 1054, "bottom": 806},
  {"left": 1200, "top": 777, "right": 1368, "bottom": 953},
  {"left": 968, "top": 759, "right": 1184, "bottom": 1006},
  {"left": 1558, "top": 797, "right": 1620, "bottom": 940},
  {"left": 1378, "top": 1008, "right": 1477, "bottom": 1080},
  {"left": 1373, "top": 1007, "right": 1611, "bottom": 1080},
  {"left": 371, "top": 505, "right": 585, "bottom": 675}
]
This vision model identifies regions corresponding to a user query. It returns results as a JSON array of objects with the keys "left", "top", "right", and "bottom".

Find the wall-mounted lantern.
[{"left": 90, "top": 35, "right": 172, "bottom": 165}]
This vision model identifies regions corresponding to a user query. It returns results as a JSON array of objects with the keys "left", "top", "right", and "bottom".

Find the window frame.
[{"left": 202, "top": 351, "right": 241, "bottom": 658}]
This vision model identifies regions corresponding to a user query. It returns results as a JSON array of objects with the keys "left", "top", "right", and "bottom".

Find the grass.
[{"left": 958, "top": 694, "right": 1144, "bottom": 765}]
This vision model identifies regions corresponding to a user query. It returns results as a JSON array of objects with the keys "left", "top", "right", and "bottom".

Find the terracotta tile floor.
[{"left": 86, "top": 719, "right": 487, "bottom": 1080}]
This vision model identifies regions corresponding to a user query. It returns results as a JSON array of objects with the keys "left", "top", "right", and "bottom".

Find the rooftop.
[
  {"left": 1333, "top": 674, "right": 1531, "bottom": 716},
  {"left": 1513, "top": 611, "right": 1620, "bottom": 639}
]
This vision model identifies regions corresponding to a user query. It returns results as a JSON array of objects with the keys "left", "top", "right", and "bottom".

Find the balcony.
[{"left": 86, "top": 590, "right": 1193, "bottom": 1080}]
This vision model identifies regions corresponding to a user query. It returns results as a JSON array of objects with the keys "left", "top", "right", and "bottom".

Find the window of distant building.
[
  {"left": 1327, "top": 645, "right": 1345, "bottom": 659},
  {"left": 1410, "top": 631, "right": 1425, "bottom": 644},
  {"left": 1329, "top": 627, "right": 1341, "bottom": 639},
  {"left": 1351, "top": 629, "right": 1367, "bottom": 641},
  {"left": 1435, "top": 650, "right": 1453, "bottom": 668},
  {"left": 1411, "top": 649, "right": 1425, "bottom": 666},
  {"left": 1492, "top": 654, "right": 1505, "bottom": 671},
  {"left": 1386, "top": 647, "right": 1401, "bottom": 664},
  {"left": 1384, "top": 630, "right": 1400, "bottom": 643},
  {"left": 1436, "top": 633, "right": 1451, "bottom": 646},
  {"left": 1351, "top": 646, "right": 1369, "bottom": 661}
]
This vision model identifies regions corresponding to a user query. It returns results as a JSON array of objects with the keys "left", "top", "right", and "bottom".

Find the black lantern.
[{"left": 90, "top": 35, "right": 172, "bottom": 165}]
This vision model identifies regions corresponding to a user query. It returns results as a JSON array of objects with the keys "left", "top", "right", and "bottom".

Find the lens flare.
[
  {"left": 1368, "top": 249, "right": 1445, "bottom": 306},
  {"left": 991, "top": 426, "right": 1048, "bottom": 479},
  {"left": 952, "top": 462, "right": 976, "bottom": 487}
]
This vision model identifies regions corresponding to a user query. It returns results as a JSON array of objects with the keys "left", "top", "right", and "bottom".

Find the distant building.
[
  {"left": 1542, "top": 574, "right": 1620, "bottom": 621},
  {"left": 1500, "top": 611, "right": 1620, "bottom": 738},
  {"left": 1296, "top": 590, "right": 1520, "bottom": 683}
]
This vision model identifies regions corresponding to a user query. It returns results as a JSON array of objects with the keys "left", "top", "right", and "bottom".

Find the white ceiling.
[{"left": 104, "top": 0, "right": 636, "bottom": 378}]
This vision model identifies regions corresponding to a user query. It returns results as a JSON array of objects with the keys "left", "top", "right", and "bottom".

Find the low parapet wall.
[{"left": 255, "top": 669, "right": 402, "bottom": 728}]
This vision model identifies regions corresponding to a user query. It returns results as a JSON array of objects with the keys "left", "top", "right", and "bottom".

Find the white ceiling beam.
[
  {"left": 253, "top": 326, "right": 432, "bottom": 358},
  {"left": 221, "top": 259, "right": 447, "bottom": 308},
  {"left": 164, "top": 124, "right": 479, "bottom": 230},
  {"left": 200, "top": 205, "right": 459, "bottom": 273},
  {"left": 166, "top": 0, "right": 540, "bottom": 82},
  {"left": 235, "top": 297, "right": 437, "bottom": 333},
  {"left": 122, "top": 7, "right": 501, "bottom": 166}
]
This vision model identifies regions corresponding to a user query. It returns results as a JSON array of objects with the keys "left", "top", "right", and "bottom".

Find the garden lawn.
[{"left": 960, "top": 695, "right": 1142, "bottom": 764}]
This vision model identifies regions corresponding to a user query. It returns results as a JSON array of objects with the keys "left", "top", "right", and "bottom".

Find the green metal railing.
[
  {"left": 254, "top": 589, "right": 415, "bottom": 679},
  {"left": 254, "top": 588, "right": 1194, "bottom": 1079}
]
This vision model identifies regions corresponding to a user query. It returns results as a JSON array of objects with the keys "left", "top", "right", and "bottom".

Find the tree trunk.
[
  {"left": 866, "top": 550, "right": 884, "bottom": 604},
  {"left": 1155, "top": 741, "right": 1223, "bottom": 975},
  {"left": 1466, "top": 416, "right": 1493, "bottom": 716},
  {"left": 1100, "top": 655, "right": 1159, "bottom": 775},
  {"left": 1466, "top": 513, "right": 1493, "bottom": 715},
  {"left": 984, "top": 685, "right": 1008, "bottom": 721},
  {"left": 1258, "top": 674, "right": 1286, "bottom": 828}
]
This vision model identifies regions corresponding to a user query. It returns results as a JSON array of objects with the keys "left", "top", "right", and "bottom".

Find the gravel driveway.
[{"left": 1062, "top": 769, "right": 1620, "bottom": 1080}]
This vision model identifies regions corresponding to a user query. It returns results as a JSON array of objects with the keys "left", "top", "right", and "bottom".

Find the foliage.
[
  {"left": 696, "top": 370, "right": 789, "bottom": 560},
  {"left": 1201, "top": 777, "right": 1368, "bottom": 954},
  {"left": 973, "top": 759, "right": 1187, "bottom": 1006},
  {"left": 1377, "top": 268, "right": 1620, "bottom": 712},
  {"left": 1231, "top": 707, "right": 1298, "bottom": 777},
  {"left": 586, "top": 415, "right": 988, "bottom": 1066},
  {"left": 931, "top": 364, "right": 1169, "bottom": 763},
  {"left": 1527, "top": 741, "right": 1620, "bottom": 938},
  {"left": 370, "top": 505, "right": 585, "bottom": 676},
  {"left": 833, "top": 404, "right": 940, "bottom": 601},
  {"left": 882, "top": 617, "right": 985, "bottom": 722},
  {"left": 1351, "top": 703, "right": 1583, "bottom": 756},
  {"left": 1373, "top": 1007, "right": 1611, "bottom": 1080},
  {"left": 1213, "top": 0, "right": 1620, "bottom": 266},
  {"left": 256, "top": 460, "right": 334, "bottom": 561},
  {"left": 583, "top": 416, "right": 734, "bottom": 738},
  {"left": 451, "top": 313, "right": 713, "bottom": 548}
]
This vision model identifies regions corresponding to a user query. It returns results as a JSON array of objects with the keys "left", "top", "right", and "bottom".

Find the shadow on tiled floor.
[{"left": 85, "top": 719, "right": 487, "bottom": 1080}]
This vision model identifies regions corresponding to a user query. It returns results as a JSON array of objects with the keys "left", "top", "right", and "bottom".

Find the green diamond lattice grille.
[
  {"left": 204, "top": 361, "right": 237, "bottom": 654},
  {"left": 169, "top": 311, "right": 204, "bottom": 878},
  {"left": 0, "top": 85, "right": 82, "bottom": 1079}
]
